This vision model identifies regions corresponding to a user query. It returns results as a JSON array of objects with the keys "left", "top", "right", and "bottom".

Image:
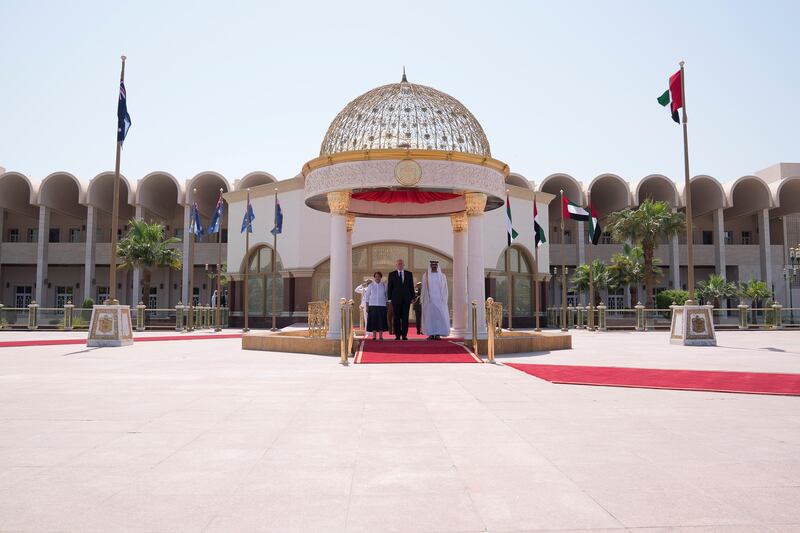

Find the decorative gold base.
[
  {"left": 669, "top": 304, "right": 717, "bottom": 346},
  {"left": 87, "top": 305, "right": 133, "bottom": 347}
]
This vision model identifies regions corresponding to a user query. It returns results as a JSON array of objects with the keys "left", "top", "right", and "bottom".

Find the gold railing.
[
  {"left": 485, "top": 297, "right": 497, "bottom": 363},
  {"left": 339, "top": 298, "right": 355, "bottom": 365},
  {"left": 307, "top": 300, "right": 329, "bottom": 338},
  {"left": 489, "top": 300, "right": 503, "bottom": 336}
]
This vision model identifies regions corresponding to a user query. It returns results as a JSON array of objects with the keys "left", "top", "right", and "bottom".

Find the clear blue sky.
[{"left": 1, "top": 0, "right": 797, "bottom": 185}]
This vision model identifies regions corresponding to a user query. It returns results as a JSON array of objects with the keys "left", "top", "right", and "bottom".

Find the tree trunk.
[
  {"left": 142, "top": 269, "right": 151, "bottom": 308},
  {"left": 643, "top": 244, "right": 654, "bottom": 308}
]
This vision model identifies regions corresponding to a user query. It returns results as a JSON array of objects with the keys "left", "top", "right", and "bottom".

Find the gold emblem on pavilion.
[
  {"left": 690, "top": 314, "right": 706, "bottom": 334},
  {"left": 98, "top": 313, "right": 114, "bottom": 334},
  {"left": 394, "top": 159, "right": 422, "bottom": 186}
]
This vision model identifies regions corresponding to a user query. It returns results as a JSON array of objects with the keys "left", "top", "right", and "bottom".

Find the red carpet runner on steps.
[
  {"left": 506, "top": 363, "right": 800, "bottom": 396},
  {"left": 356, "top": 338, "right": 480, "bottom": 364}
]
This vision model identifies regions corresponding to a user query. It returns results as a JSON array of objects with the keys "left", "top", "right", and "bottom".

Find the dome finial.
[{"left": 401, "top": 66, "right": 407, "bottom": 83}]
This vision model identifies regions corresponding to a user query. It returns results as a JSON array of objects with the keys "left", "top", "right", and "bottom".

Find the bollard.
[
  {"left": 567, "top": 306, "right": 575, "bottom": 329},
  {"left": 576, "top": 306, "right": 584, "bottom": 329},
  {"left": 223, "top": 306, "right": 229, "bottom": 328},
  {"left": 185, "top": 303, "right": 193, "bottom": 332},
  {"left": 175, "top": 302, "right": 184, "bottom": 331},
  {"left": 195, "top": 306, "right": 202, "bottom": 329},
  {"left": 635, "top": 302, "right": 645, "bottom": 331},
  {"left": 206, "top": 305, "right": 212, "bottom": 328},
  {"left": 339, "top": 298, "right": 348, "bottom": 365},
  {"left": 0, "top": 304, "right": 4, "bottom": 329},
  {"left": 136, "top": 302, "right": 146, "bottom": 331},
  {"left": 471, "top": 301, "right": 478, "bottom": 356},
  {"left": 738, "top": 303, "right": 748, "bottom": 329},
  {"left": 772, "top": 302, "right": 783, "bottom": 329},
  {"left": 28, "top": 301, "right": 38, "bottom": 330},
  {"left": 597, "top": 303, "right": 607, "bottom": 331},
  {"left": 485, "top": 298, "right": 496, "bottom": 363},
  {"left": 348, "top": 299, "right": 355, "bottom": 356},
  {"left": 63, "top": 301, "right": 74, "bottom": 330}
]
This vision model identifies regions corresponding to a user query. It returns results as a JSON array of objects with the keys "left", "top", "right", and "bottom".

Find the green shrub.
[
  {"left": 656, "top": 289, "right": 689, "bottom": 309},
  {"left": 82, "top": 298, "right": 95, "bottom": 308}
]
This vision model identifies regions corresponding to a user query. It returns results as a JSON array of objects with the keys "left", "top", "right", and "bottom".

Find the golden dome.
[{"left": 320, "top": 73, "right": 491, "bottom": 158}]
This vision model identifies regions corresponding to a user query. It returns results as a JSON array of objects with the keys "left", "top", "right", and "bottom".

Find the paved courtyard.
[{"left": 0, "top": 330, "right": 799, "bottom": 532}]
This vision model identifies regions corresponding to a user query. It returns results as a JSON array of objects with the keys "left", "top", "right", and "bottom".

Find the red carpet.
[
  {"left": 506, "top": 363, "right": 800, "bottom": 396},
  {"left": 0, "top": 333, "right": 242, "bottom": 349},
  {"left": 356, "top": 339, "right": 480, "bottom": 364}
]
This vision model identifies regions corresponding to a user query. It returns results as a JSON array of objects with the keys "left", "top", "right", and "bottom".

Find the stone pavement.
[{"left": 0, "top": 330, "right": 798, "bottom": 532}]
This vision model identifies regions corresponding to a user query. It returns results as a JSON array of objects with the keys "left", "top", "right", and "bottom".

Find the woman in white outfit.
[{"left": 364, "top": 271, "right": 388, "bottom": 340}]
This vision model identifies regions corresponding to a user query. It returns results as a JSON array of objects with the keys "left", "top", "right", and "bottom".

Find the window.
[
  {"left": 702, "top": 231, "right": 713, "bottom": 245},
  {"left": 96, "top": 287, "right": 109, "bottom": 304},
  {"left": 494, "top": 246, "right": 535, "bottom": 318},
  {"left": 27, "top": 228, "right": 38, "bottom": 243},
  {"left": 221, "top": 229, "right": 228, "bottom": 243},
  {"left": 69, "top": 228, "right": 81, "bottom": 243},
  {"left": 724, "top": 231, "right": 733, "bottom": 245},
  {"left": 192, "top": 287, "right": 200, "bottom": 307},
  {"left": 563, "top": 230, "right": 572, "bottom": 245},
  {"left": 600, "top": 232, "right": 612, "bottom": 245},
  {"left": 49, "top": 228, "right": 60, "bottom": 243},
  {"left": 174, "top": 227, "right": 184, "bottom": 241},
  {"left": 741, "top": 231, "right": 752, "bottom": 245},
  {"left": 55, "top": 286, "right": 74, "bottom": 308},
  {"left": 15, "top": 286, "right": 33, "bottom": 308},
  {"left": 7, "top": 229, "right": 19, "bottom": 242},
  {"left": 148, "top": 287, "right": 158, "bottom": 309}
]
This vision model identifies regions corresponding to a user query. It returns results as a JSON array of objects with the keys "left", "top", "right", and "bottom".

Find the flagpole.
[
  {"left": 108, "top": 55, "right": 126, "bottom": 305},
  {"left": 187, "top": 188, "right": 196, "bottom": 331},
  {"left": 243, "top": 189, "right": 250, "bottom": 333},
  {"left": 587, "top": 190, "right": 595, "bottom": 331},
  {"left": 679, "top": 60, "right": 696, "bottom": 303},
  {"left": 560, "top": 189, "right": 568, "bottom": 332},
  {"left": 533, "top": 192, "right": 541, "bottom": 332},
  {"left": 270, "top": 187, "right": 278, "bottom": 332},
  {"left": 215, "top": 188, "right": 223, "bottom": 332}
]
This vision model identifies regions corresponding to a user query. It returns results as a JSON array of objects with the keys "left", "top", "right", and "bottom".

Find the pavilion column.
[
  {"left": 465, "top": 193, "right": 487, "bottom": 339},
  {"left": 131, "top": 204, "right": 143, "bottom": 304},
  {"left": 181, "top": 204, "right": 191, "bottom": 304},
  {"left": 712, "top": 208, "right": 726, "bottom": 278},
  {"left": 576, "top": 221, "right": 586, "bottom": 304},
  {"left": 327, "top": 191, "right": 351, "bottom": 340},
  {"left": 758, "top": 208, "right": 773, "bottom": 289},
  {"left": 83, "top": 205, "right": 97, "bottom": 304},
  {"left": 346, "top": 214, "right": 355, "bottom": 302},
  {"left": 450, "top": 212, "right": 468, "bottom": 337},
  {"left": 35, "top": 205, "right": 50, "bottom": 306}
]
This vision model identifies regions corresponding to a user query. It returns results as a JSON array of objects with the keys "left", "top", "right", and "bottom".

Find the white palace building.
[{"left": 1, "top": 76, "right": 799, "bottom": 328}]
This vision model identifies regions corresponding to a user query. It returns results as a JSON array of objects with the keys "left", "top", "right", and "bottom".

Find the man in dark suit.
[{"left": 386, "top": 258, "right": 414, "bottom": 340}]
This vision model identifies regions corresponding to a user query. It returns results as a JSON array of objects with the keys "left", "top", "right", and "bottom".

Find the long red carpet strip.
[
  {"left": 506, "top": 363, "right": 800, "bottom": 396},
  {"left": 356, "top": 339, "right": 480, "bottom": 364},
  {"left": 0, "top": 333, "right": 242, "bottom": 348}
]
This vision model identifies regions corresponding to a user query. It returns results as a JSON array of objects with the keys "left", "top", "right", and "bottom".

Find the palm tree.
[
  {"left": 117, "top": 219, "right": 182, "bottom": 305},
  {"left": 607, "top": 243, "right": 661, "bottom": 305},
  {"left": 571, "top": 259, "right": 610, "bottom": 305},
  {"left": 739, "top": 279, "right": 772, "bottom": 322},
  {"left": 606, "top": 199, "right": 685, "bottom": 308},
  {"left": 696, "top": 274, "right": 737, "bottom": 308}
]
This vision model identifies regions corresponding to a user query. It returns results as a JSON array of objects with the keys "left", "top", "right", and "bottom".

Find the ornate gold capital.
[
  {"left": 464, "top": 192, "right": 487, "bottom": 216},
  {"left": 450, "top": 212, "right": 467, "bottom": 232},
  {"left": 345, "top": 213, "right": 356, "bottom": 232},
  {"left": 327, "top": 191, "right": 351, "bottom": 215}
]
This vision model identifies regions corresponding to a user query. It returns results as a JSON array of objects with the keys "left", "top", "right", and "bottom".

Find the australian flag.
[
  {"left": 208, "top": 196, "right": 224, "bottom": 234},
  {"left": 117, "top": 81, "right": 131, "bottom": 144},
  {"left": 270, "top": 199, "right": 283, "bottom": 236},
  {"left": 189, "top": 202, "right": 204, "bottom": 238},
  {"left": 241, "top": 200, "right": 255, "bottom": 234}
]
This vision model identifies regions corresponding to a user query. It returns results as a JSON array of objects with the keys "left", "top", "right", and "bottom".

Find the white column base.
[
  {"left": 669, "top": 304, "right": 717, "bottom": 346},
  {"left": 87, "top": 304, "right": 134, "bottom": 347}
]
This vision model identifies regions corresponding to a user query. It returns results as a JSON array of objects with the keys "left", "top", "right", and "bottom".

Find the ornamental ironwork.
[{"left": 320, "top": 75, "right": 491, "bottom": 158}]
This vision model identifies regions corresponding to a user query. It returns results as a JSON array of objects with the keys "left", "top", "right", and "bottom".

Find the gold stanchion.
[
  {"left": 339, "top": 298, "right": 348, "bottom": 365},
  {"left": 471, "top": 300, "right": 478, "bottom": 356},
  {"left": 347, "top": 299, "right": 355, "bottom": 356},
  {"left": 486, "top": 297, "right": 496, "bottom": 363}
]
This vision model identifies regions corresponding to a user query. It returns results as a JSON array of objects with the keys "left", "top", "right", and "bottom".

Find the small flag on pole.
[
  {"left": 534, "top": 200, "right": 546, "bottom": 248},
  {"left": 657, "top": 69, "right": 683, "bottom": 123},
  {"left": 587, "top": 204, "right": 602, "bottom": 245},
  {"left": 505, "top": 194, "right": 519, "bottom": 246},
  {"left": 270, "top": 199, "right": 283, "bottom": 236},
  {"left": 562, "top": 195, "right": 590, "bottom": 221},
  {"left": 117, "top": 81, "right": 132, "bottom": 143},
  {"left": 189, "top": 201, "right": 204, "bottom": 237},
  {"left": 241, "top": 199, "right": 255, "bottom": 234},
  {"left": 208, "top": 196, "right": 224, "bottom": 234}
]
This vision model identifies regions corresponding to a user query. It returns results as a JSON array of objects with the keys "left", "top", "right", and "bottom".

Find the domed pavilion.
[{"left": 302, "top": 72, "right": 510, "bottom": 339}]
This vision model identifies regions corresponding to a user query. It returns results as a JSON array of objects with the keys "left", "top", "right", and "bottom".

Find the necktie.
[{"left": 400, "top": 270, "right": 404, "bottom": 283}]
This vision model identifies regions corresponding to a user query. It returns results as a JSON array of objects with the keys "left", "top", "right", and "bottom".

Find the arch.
[
  {"left": 0, "top": 171, "right": 38, "bottom": 218},
  {"left": 87, "top": 171, "right": 135, "bottom": 209},
  {"left": 236, "top": 171, "right": 277, "bottom": 191},
  {"left": 770, "top": 176, "right": 800, "bottom": 217},
  {"left": 242, "top": 243, "right": 285, "bottom": 273},
  {"left": 634, "top": 174, "right": 680, "bottom": 207},
  {"left": 683, "top": 175, "right": 727, "bottom": 216},
  {"left": 186, "top": 171, "right": 231, "bottom": 202},
  {"left": 37, "top": 171, "right": 86, "bottom": 218},
  {"left": 240, "top": 243, "right": 285, "bottom": 317},
  {"left": 724, "top": 174, "right": 774, "bottom": 219},
  {"left": 505, "top": 172, "right": 532, "bottom": 190},
  {"left": 587, "top": 173, "right": 631, "bottom": 216},
  {"left": 136, "top": 171, "right": 183, "bottom": 221},
  {"left": 538, "top": 173, "right": 584, "bottom": 204}
]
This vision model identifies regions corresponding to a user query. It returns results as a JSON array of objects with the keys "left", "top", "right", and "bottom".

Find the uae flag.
[
  {"left": 534, "top": 200, "right": 546, "bottom": 248},
  {"left": 562, "top": 195, "right": 590, "bottom": 221},
  {"left": 657, "top": 69, "right": 683, "bottom": 123},
  {"left": 588, "top": 204, "right": 602, "bottom": 245},
  {"left": 506, "top": 194, "right": 519, "bottom": 246}
]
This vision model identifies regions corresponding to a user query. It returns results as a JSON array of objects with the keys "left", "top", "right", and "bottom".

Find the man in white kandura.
[{"left": 421, "top": 260, "right": 449, "bottom": 340}]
